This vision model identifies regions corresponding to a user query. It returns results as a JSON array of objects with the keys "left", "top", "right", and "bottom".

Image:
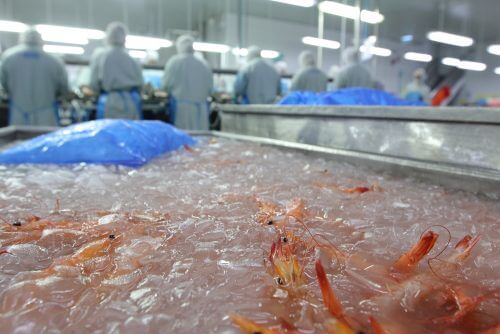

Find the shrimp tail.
[
  {"left": 324, "top": 318, "right": 355, "bottom": 334},
  {"left": 451, "top": 235, "right": 481, "bottom": 263},
  {"left": 392, "top": 231, "right": 439, "bottom": 273},
  {"left": 369, "top": 316, "right": 387, "bottom": 334},
  {"left": 315, "top": 260, "right": 344, "bottom": 319},
  {"left": 432, "top": 287, "right": 486, "bottom": 325},
  {"left": 230, "top": 314, "right": 277, "bottom": 334}
]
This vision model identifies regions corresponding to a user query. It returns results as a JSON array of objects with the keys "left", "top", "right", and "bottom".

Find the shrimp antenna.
[
  {"left": 294, "top": 219, "right": 345, "bottom": 269},
  {"left": 421, "top": 225, "right": 452, "bottom": 282}
]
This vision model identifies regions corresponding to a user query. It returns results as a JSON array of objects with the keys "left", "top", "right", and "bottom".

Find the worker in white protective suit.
[
  {"left": 234, "top": 46, "right": 281, "bottom": 104},
  {"left": 290, "top": 50, "right": 328, "bottom": 92},
  {"left": 0, "top": 27, "right": 68, "bottom": 126},
  {"left": 403, "top": 68, "right": 431, "bottom": 103},
  {"left": 334, "top": 47, "right": 373, "bottom": 89},
  {"left": 162, "top": 35, "right": 213, "bottom": 130},
  {"left": 89, "top": 22, "right": 143, "bottom": 119}
]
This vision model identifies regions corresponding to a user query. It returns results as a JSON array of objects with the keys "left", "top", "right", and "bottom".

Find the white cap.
[
  {"left": 19, "top": 27, "right": 43, "bottom": 47},
  {"left": 106, "top": 22, "right": 128, "bottom": 47},
  {"left": 342, "top": 46, "right": 359, "bottom": 65},
  {"left": 247, "top": 45, "right": 262, "bottom": 61},
  {"left": 176, "top": 35, "right": 195, "bottom": 54},
  {"left": 299, "top": 50, "right": 315, "bottom": 67}
]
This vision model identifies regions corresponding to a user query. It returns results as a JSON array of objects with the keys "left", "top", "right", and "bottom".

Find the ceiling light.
[
  {"left": 193, "top": 42, "right": 230, "bottom": 53},
  {"left": 318, "top": 1, "right": 384, "bottom": 24},
  {"left": 261, "top": 49, "right": 280, "bottom": 59},
  {"left": 269, "top": 0, "right": 316, "bottom": 7},
  {"left": 43, "top": 44, "right": 85, "bottom": 55},
  {"left": 36, "top": 24, "right": 104, "bottom": 40},
  {"left": 426, "top": 31, "right": 473, "bottom": 47},
  {"left": 360, "top": 10, "right": 384, "bottom": 24},
  {"left": 487, "top": 44, "right": 500, "bottom": 56},
  {"left": 40, "top": 32, "right": 88, "bottom": 45},
  {"left": 404, "top": 52, "right": 432, "bottom": 62},
  {"left": 441, "top": 57, "right": 460, "bottom": 66},
  {"left": 0, "top": 20, "right": 28, "bottom": 33},
  {"left": 360, "top": 45, "right": 391, "bottom": 57},
  {"left": 319, "top": 1, "right": 359, "bottom": 19},
  {"left": 126, "top": 35, "right": 172, "bottom": 50},
  {"left": 302, "top": 36, "right": 340, "bottom": 49},
  {"left": 128, "top": 50, "right": 147, "bottom": 59},
  {"left": 494, "top": 67, "right": 500, "bottom": 75},
  {"left": 457, "top": 60, "right": 486, "bottom": 71}
]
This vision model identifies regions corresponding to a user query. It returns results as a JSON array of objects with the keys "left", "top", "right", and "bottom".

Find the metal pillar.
[
  {"left": 353, "top": 0, "right": 360, "bottom": 48},
  {"left": 317, "top": 10, "right": 324, "bottom": 68}
]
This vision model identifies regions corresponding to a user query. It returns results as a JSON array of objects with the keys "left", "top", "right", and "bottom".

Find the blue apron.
[
  {"left": 9, "top": 101, "right": 60, "bottom": 126},
  {"left": 96, "top": 88, "right": 142, "bottom": 119}
]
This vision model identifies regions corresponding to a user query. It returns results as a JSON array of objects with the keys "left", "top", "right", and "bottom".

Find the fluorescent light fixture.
[
  {"left": 404, "top": 52, "right": 432, "bottom": 62},
  {"left": 441, "top": 57, "right": 460, "bottom": 67},
  {"left": 401, "top": 34, "right": 413, "bottom": 43},
  {"left": 0, "top": 20, "right": 28, "bottom": 33},
  {"left": 40, "top": 32, "right": 88, "bottom": 45},
  {"left": 302, "top": 36, "right": 340, "bottom": 49},
  {"left": 457, "top": 60, "right": 486, "bottom": 71},
  {"left": 318, "top": 1, "right": 384, "bottom": 24},
  {"left": 43, "top": 44, "right": 85, "bottom": 55},
  {"left": 318, "top": 1, "right": 359, "bottom": 19},
  {"left": 126, "top": 35, "right": 172, "bottom": 50},
  {"left": 426, "top": 31, "right": 474, "bottom": 47},
  {"left": 487, "top": 44, "right": 500, "bottom": 56},
  {"left": 360, "top": 10, "right": 384, "bottom": 24},
  {"left": 494, "top": 67, "right": 500, "bottom": 75},
  {"left": 231, "top": 47, "right": 279, "bottom": 58},
  {"left": 36, "top": 24, "right": 104, "bottom": 40},
  {"left": 232, "top": 48, "right": 249, "bottom": 57},
  {"left": 269, "top": 0, "right": 316, "bottom": 7},
  {"left": 193, "top": 42, "right": 230, "bottom": 53},
  {"left": 360, "top": 45, "right": 391, "bottom": 57},
  {"left": 261, "top": 49, "right": 280, "bottom": 59},
  {"left": 128, "top": 50, "right": 147, "bottom": 59}
]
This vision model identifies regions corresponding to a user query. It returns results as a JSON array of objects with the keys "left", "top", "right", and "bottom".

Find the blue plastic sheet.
[
  {"left": 0, "top": 120, "right": 196, "bottom": 167},
  {"left": 279, "top": 88, "right": 427, "bottom": 106}
]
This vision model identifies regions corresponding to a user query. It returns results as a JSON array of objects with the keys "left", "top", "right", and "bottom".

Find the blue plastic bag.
[
  {"left": 279, "top": 88, "right": 427, "bottom": 106},
  {"left": 0, "top": 120, "right": 196, "bottom": 167}
]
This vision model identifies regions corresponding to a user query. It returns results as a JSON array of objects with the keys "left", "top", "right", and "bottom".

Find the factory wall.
[{"left": 216, "top": 12, "right": 424, "bottom": 95}]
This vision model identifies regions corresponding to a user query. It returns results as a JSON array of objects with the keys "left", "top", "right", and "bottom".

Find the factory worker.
[
  {"left": 290, "top": 50, "right": 328, "bottom": 92},
  {"left": 328, "top": 65, "right": 340, "bottom": 90},
  {"left": 403, "top": 68, "right": 431, "bottom": 103},
  {"left": 334, "top": 47, "right": 373, "bottom": 89},
  {"left": 89, "top": 22, "right": 143, "bottom": 119},
  {"left": 234, "top": 46, "right": 281, "bottom": 104},
  {"left": 162, "top": 35, "right": 213, "bottom": 131},
  {"left": 0, "top": 27, "right": 68, "bottom": 126}
]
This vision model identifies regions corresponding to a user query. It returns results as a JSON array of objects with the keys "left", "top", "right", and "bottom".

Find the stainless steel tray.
[{"left": 218, "top": 104, "right": 500, "bottom": 172}]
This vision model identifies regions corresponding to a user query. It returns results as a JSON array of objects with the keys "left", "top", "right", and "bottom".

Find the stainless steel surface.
[
  {"left": 218, "top": 104, "right": 500, "bottom": 171},
  {"left": 1, "top": 126, "right": 499, "bottom": 197}
]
